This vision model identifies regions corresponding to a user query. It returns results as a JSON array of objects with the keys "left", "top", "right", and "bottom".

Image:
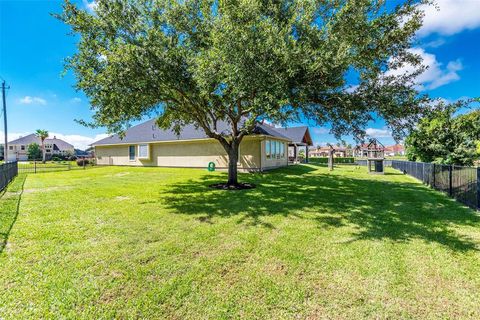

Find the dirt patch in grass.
[
  {"left": 23, "top": 186, "right": 72, "bottom": 194},
  {"left": 114, "top": 172, "right": 131, "bottom": 177},
  {"left": 114, "top": 196, "right": 130, "bottom": 201}
]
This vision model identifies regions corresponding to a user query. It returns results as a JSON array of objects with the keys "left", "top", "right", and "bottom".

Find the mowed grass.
[{"left": 0, "top": 164, "right": 479, "bottom": 319}]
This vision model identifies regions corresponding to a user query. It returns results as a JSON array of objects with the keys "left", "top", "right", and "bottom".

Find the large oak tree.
[{"left": 58, "top": 0, "right": 430, "bottom": 186}]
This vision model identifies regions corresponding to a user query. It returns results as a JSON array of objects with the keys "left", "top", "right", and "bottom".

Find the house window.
[
  {"left": 129, "top": 145, "right": 136, "bottom": 161},
  {"left": 9, "top": 146, "right": 13, "bottom": 150},
  {"left": 266, "top": 140, "right": 286, "bottom": 160},
  {"left": 138, "top": 144, "right": 149, "bottom": 159},
  {"left": 21, "top": 145, "right": 25, "bottom": 151}
]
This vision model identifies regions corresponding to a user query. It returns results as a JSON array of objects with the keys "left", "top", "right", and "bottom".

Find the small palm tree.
[{"left": 35, "top": 129, "right": 49, "bottom": 163}]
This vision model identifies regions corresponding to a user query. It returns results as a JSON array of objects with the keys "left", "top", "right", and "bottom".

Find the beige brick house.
[
  {"left": 7, "top": 134, "right": 74, "bottom": 161},
  {"left": 92, "top": 119, "right": 311, "bottom": 172}
]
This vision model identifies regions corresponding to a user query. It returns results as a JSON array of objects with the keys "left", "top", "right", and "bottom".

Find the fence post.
[
  {"left": 448, "top": 165, "right": 453, "bottom": 197},
  {"left": 422, "top": 162, "right": 425, "bottom": 184},
  {"left": 34, "top": 160, "right": 37, "bottom": 174},
  {"left": 432, "top": 163, "right": 435, "bottom": 188},
  {"left": 477, "top": 167, "right": 480, "bottom": 210}
]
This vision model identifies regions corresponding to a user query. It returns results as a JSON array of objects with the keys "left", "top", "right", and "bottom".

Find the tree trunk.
[
  {"left": 227, "top": 143, "right": 239, "bottom": 186},
  {"left": 42, "top": 141, "right": 46, "bottom": 164}
]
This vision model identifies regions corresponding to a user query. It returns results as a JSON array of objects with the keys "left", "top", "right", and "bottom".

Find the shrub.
[
  {"left": 309, "top": 157, "right": 355, "bottom": 164},
  {"left": 76, "top": 159, "right": 89, "bottom": 166}
]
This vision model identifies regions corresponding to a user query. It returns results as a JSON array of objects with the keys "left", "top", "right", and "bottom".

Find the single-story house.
[
  {"left": 92, "top": 119, "right": 312, "bottom": 172},
  {"left": 274, "top": 126, "right": 313, "bottom": 163},
  {"left": 7, "top": 134, "right": 74, "bottom": 161}
]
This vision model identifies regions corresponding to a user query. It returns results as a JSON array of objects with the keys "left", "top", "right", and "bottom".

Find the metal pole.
[
  {"left": 2, "top": 81, "right": 8, "bottom": 163},
  {"left": 449, "top": 165, "right": 453, "bottom": 197},
  {"left": 477, "top": 167, "right": 480, "bottom": 210},
  {"left": 432, "top": 163, "right": 436, "bottom": 188}
]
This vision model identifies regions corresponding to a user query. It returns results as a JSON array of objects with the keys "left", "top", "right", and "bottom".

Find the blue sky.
[{"left": 0, "top": 0, "right": 479, "bottom": 149}]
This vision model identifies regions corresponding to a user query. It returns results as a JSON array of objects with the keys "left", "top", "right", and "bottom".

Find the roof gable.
[{"left": 274, "top": 126, "right": 313, "bottom": 145}]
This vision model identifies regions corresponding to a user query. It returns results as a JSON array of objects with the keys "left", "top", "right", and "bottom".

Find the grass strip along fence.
[
  {"left": 0, "top": 162, "right": 18, "bottom": 192},
  {"left": 392, "top": 160, "right": 480, "bottom": 211},
  {"left": 309, "top": 157, "right": 355, "bottom": 164}
]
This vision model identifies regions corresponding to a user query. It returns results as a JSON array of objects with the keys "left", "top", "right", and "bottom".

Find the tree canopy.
[
  {"left": 58, "top": 0, "right": 430, "bottom": 186},
  {"left": 27, "top": 143, "right": 42, "bottom": 160},
  {"left": 406, "top": 104, "right": 480, "bottom": 166}
]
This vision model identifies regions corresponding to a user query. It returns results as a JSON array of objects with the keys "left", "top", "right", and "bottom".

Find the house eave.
[{"left": 91, "top": 134, "right": 291, "bottom": 147}]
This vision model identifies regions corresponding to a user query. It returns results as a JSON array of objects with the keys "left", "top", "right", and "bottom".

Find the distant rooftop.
[{"left": 9, "top": 134, "right": 74, "bottom": 150}]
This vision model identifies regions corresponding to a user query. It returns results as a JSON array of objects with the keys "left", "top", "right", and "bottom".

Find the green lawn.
[{"left": 0, "top": 165, "right": 479, "bottom": 319}]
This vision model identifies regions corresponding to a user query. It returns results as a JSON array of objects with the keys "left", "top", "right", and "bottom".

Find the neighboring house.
[
  {"left": 309, "top": 146, "right": 349, "bottom": 158},
  {"left": 91, "top": 119, "right": 311, "bottom": 172},
  {"left": 274, "top": 126, "right": 313, "bottom": 163},
  {"left": 384, "top": 144, "right": 405, "bottom": 157},
  {"left": 354, "top": 140, "right": 386, "bottom": 158},
  {"left": 7, "top": 134, "right": 75, "bottom": 161}
]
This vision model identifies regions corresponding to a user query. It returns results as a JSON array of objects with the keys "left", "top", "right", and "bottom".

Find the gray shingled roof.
[
  {"left": 91, "top": 119, "right": 292, "bottom": 146},
  {"left": 9, "top": 134, "right": 74, "bottom": 151},
  {"left": 274, "top": 126, "right": 312, "bottom": 145}
]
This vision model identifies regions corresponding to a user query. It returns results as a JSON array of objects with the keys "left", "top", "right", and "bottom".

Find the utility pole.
[{"left": 2, "top": 80, "right": 9, "bottom": 163}]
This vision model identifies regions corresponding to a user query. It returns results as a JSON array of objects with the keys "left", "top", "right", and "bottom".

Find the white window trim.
[{"left": 137, "top": 144, "right": 150, "bottom": 160}]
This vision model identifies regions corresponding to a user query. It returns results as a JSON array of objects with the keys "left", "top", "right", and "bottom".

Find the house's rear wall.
[{"left": 95, "top": 138, "right": 267, "bottom": 171}]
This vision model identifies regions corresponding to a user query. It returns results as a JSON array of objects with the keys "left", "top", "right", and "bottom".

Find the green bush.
[
  {"left": 309, "top": 157, "right": 355, "bottom": 164},
  {"left": 76, "top": 159, "right": 89, "bottom": 166}
]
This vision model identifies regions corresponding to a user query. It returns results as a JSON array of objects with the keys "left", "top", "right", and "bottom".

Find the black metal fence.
[
  {"left": 0, "top": 162, "right": 18, "bottom": 192},
  {"left": 17, "top": 159, "right": 96, "bottom": 174},
  {"left": 392, "top": 160, "right": 479, "bottom": 210}
]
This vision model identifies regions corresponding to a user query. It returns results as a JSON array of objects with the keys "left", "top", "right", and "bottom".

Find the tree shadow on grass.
[
  {"left": 0, "top": 174, "right": 27, "bottom": 254},
  {"left": 159, "top": 164, "right": 480, "bottom": 252}
]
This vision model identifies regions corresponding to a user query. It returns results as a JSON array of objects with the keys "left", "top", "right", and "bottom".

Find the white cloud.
[
  {"left": 386, "top": 48, "right": 463, "bottom": 90},
  {"left": 19, "top": 96, "right": 47, "bottom": 105},
  {"left": 423, "top": 38, "right": 446, "bottom": 48},
  {"left": 0, "top": 131, "right": 108, "bottom": 150},
  {"left": 418, "top": 0, "right": 480, "bottom": 37},
  {"left": 0, "top": 132, "right": 30, "bottom": 143},
  {"left": 365, "top": 128, "right": 392, "bottom": 138},
  {"left": 83, "top": 0, "right": 98, "bottom": 13},
  {"left": 71, "top": 97, "right": 82, "bottom": 103},
  {"left": 312, "top": 127, "right": 330, "bottom": 135},
  {"left": 345, "top": 85, "right": 359, "bottom": 93}
]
